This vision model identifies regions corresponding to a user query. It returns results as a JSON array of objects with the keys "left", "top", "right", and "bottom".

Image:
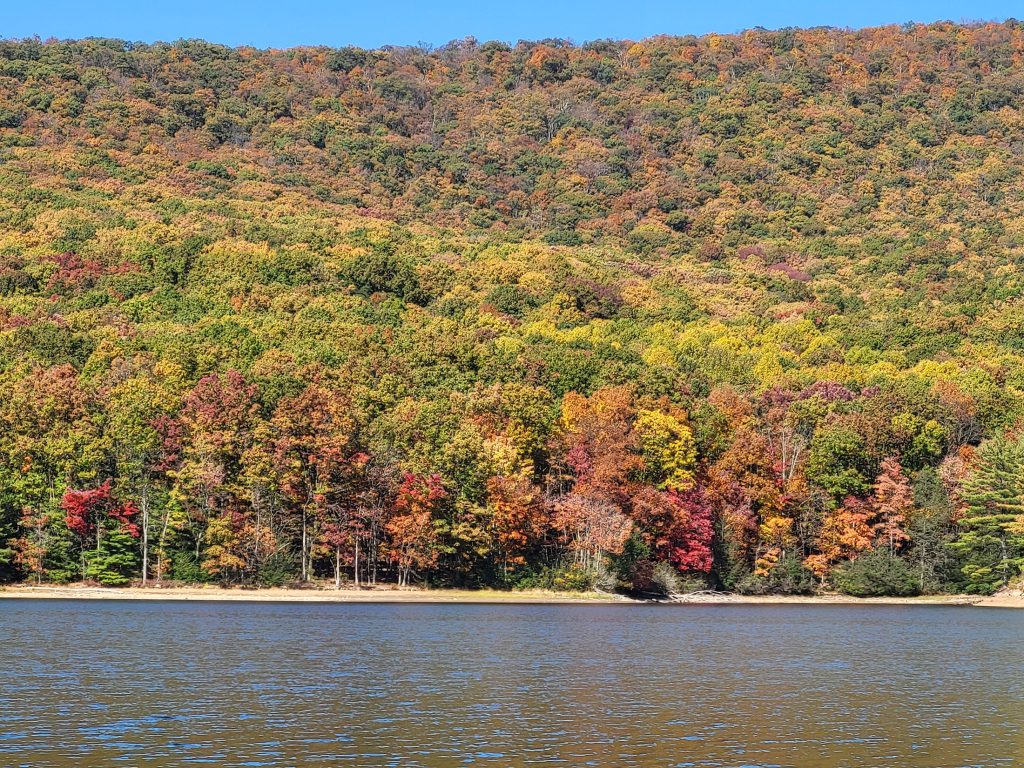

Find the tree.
[
  {"left": 548, "top": 387, "right": 641, "bottom": 573},
  {"left": 10, "top": 508, "right": 50, "bottom": 584},
  {"left": 61, "top": 480, "right": 140, "bottom": 584},
  {"left": 175, "top": 370, "right": 262, "bottom": 582},
  {"left": 350, "top": 462, "right": 396, "bottom": 587},
  {"left": 318, "top": 453, "right": 375, "bottom": 589},
  {"left": 387, "top": 473, "right": 446, "bottom": 586},
  {"left": 0, "top": 365, "right": 106, "bottom": 582},
  {"left": 907, "top": 467, "right": 960, "bottom": 593},
  {"left": 705, "top": 427, "right": 782, "bottom": 584},
  {"left": 104, "top": 363, "right": 183, "bottom": 584},
  {"left": 486, "top": 471, "right": 546, "bottom": 582},
  {"left": 755, "top": 514, "right": 797, "bottom": 577},
  {"left": 870, "top": 457, "right": 913, "bottom": 554},
  {"left": 950, "top": 434, "right": 1024, "bottom": 593},
  {"left": 554, "top": 387, "right": 642, "bottom": 503},
  {"left": 805, "top": 497, "right": 874, "bottom": 581},
  {"left": 806, "top": 426, "right": 872, "bottom": 501},
  {"left": 550, "top": 494, "right": 632, "bottom": 572},
  {"left": 667, "top": 488, "right": 715, "bottom": 574},
  {"left": 269, "top": 382, "right": 355, "bottom": 582},
  {"left": 319, "top": 518, "right": 351, "bottom": 589},
  {"left": 631, "top": 485, "right": 713, "bottom": 574},
  {"left": 202, "top": 512, "right": 247, "bottom": 579},
  {"left": 148, "top": 414, "right": 185, "bottom": 581},
  {"left": 635, "top": 408, "right": 696, "bottom": 490}
]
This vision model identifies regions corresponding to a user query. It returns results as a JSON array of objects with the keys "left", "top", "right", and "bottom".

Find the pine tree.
[
  {"left": 84, "top": 529, "right": 140, "bottom": 586},
  {"left": 951, "top": 434, "right": 1024, "bottom": 594}
]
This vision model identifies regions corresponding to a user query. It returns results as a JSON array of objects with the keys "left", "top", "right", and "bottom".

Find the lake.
[{"left": 0, "top": 600, "right": 1021, "bottom": 767}]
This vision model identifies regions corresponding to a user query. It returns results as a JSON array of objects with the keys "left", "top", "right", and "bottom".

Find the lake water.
[{"left": 0, "top": 600, "right": 1021, "bottom": 767}]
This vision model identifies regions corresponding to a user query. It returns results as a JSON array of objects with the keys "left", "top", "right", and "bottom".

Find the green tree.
[
  {"left": 806, "top": 426, "right": 872, "bottom": 500},
  {"left": 105, "top": 363, "right": 183, "bottom": 584},
  {"left": 950, "top": 434, "right": 1024, "bottom": 594},
  {"left": 84, "top": 528, "right": 140, "bottom": 586}
]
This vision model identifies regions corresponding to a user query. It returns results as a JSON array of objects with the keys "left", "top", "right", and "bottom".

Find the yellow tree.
[{"left": 635, "top": 408, "right": 696, "bottom": 490}]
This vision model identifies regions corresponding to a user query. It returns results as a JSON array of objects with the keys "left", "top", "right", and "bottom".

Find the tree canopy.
[{"left": 1, "top": 24, "right": 1024, "bottom": 593}]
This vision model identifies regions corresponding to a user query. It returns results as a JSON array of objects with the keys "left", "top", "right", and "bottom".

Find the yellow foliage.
[{"left": 635, "top": 409, "right": 696, "bottom": 491}]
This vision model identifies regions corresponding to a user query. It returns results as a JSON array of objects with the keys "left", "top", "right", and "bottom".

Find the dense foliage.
[{"left": 2, "top": 22, "right": 1024, "bottom": 594}]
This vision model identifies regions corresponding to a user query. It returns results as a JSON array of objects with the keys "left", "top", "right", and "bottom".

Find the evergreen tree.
[
  {"left": 951, "top": 434, "right": 1024, "bottom": 594},
  {"left": 84, "top": 529, "right": 140, "bottom": 586}
]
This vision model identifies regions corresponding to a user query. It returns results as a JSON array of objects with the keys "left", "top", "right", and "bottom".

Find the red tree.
[
  {"left": 870, "top": 457, "right": 913, "bottom": 554},
  {"left": 271, "top": 382, "right": 355, "bottom": 581},
  {"left": 63, "top": 480, "right": 140, "bottom": 541},
  {"left": 387, "top": 473, "right": 447, "bottom": 586},
  {"left": 62, "top": 480, "right": 140, "bottom": 580},
  {"left": 666, "top": 487, "right": 715, "bottom": 573}
]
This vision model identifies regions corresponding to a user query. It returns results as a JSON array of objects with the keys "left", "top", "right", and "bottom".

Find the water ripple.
[{"left": 0, "top": 601, "right": 1021, "bottom": 767}]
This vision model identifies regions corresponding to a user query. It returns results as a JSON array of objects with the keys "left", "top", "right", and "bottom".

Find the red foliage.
[
  {"left": 767, "top": 262, "right": 811, "bottom": 282},
  {"left": 387, "top": 473, "right": 448, "bottom": 584},
  {"left": 798, "top": 381, "right": 854, "bottom": 403},
  {"left": 736, "top": 245, "right": 765, "bottom": 260},
  {"left": 47, "top": 252, "right": 138, "bottom": 294},
  {"left": 62, "top": 480, "right": 140, "bottom": 539},
  {"left": 63, "top": 483, "right": 112, "bottom": 537},
  {"left": 150, "top": 414, "right": 184, "bottom": 473},
  {"left": 393, "top": 472, "right": 448, "bottom": 515},
  {"left": 182, "top": 370, "right": 259, "bottom": 449},
  {"left": 665, "top": 487, "right": 715, "bottom": 573}
]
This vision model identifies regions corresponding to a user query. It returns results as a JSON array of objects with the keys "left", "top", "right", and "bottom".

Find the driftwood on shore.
[{"left": 662, "top": 589, "right": 733, "bottom": 603}]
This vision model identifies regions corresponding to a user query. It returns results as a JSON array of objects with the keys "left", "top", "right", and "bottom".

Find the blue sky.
[{"left": 3, "top": 1, "right": 1018, "bottom": 49}]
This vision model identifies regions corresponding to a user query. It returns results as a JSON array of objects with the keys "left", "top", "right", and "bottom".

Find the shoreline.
[
  {"left": 0, "top": 584, "right": 626, "bottom": 604},
  {"left": 0, "top": 584, "right": 1020, "bottom": 608}
]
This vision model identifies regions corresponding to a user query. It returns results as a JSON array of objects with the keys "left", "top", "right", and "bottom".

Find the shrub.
[
  {"left": 513, "top": 562, "right": 617, "bottom": 592},
  {"left": 256, "top": 551, "right": 299, "bottom": 587},
  {"left": 736, "top": 555, "right": 817, "bottom": 595},
  {"left": 169, "top": 551, "right": 211, "bottom": 584},
  {"left": 833, "top": 549, "right": 920, "bottom": 597}
]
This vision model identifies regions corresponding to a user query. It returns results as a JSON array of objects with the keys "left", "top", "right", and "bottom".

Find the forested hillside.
[{"left": 1, "top": 22, "right": 1024, "bottom": 595}]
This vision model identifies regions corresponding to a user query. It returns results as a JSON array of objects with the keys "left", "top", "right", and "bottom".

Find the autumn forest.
[{"left": 1, "top": 22, "right": 1024, "bottom": 596}]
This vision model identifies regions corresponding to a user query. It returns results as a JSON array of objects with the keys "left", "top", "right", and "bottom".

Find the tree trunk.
[
  {"left": 371, "top": 529, "right": 378, "bottom": 585},
  {"left": 334, "top": 546, "right": 341, "bottom": 589},
  {"left": 157, "top": 509, "right": 172, "bottom": 583},
  {"left": 301, "top": 507, "right": 308, "bottom": 581},
  {"left": 1000, "top": 536, "right": 1008, "bottom": 586},
  {"left": 354, "top": 537, "right": 360, "bottom": 588},
  {"left": 140, "top": 485, "right": 150, "bottom": 586}
]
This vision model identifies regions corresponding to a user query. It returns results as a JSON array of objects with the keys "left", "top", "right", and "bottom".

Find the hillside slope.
[{"left": 0, "top": 23, "right": 1022, "bottom": 594}]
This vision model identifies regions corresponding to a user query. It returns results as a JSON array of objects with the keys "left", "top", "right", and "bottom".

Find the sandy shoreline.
[
  {"left": 0, "top": 585, "right": 625, "bottom": 604},
  {"left": 0, "top": 584, "right": 1020, "bottom": 607}
]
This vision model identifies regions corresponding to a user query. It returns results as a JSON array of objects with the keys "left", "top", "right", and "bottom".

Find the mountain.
[{"left": 0, "top": 23, "right": 1022, "bottom": 594}]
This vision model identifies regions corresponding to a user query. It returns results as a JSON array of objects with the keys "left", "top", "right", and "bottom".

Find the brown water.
[{"left": 0, "top": 600, "right": 1021, "bottom": 767}]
